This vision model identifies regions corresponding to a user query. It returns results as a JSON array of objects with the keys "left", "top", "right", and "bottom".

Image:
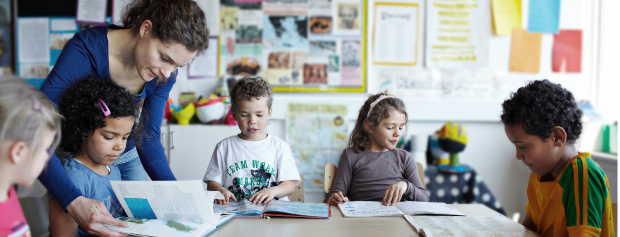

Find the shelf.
[{"left": 591, "top": 151, "right": 618, "bottom": 161}]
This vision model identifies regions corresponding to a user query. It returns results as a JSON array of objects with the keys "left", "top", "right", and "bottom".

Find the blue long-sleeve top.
[{"left": 39, "top": 24, "right": 177, "bottom": 209}]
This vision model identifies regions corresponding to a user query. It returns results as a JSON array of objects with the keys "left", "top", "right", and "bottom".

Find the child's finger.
[
  {"left": 383, "top": 189, "right": 393, "bottom": 205},
  {"left": 343, "top": 196, "right": 349, "bottom": 202},
  {"left": 230, "top": 195, "right": 238, "bottom": 202}
]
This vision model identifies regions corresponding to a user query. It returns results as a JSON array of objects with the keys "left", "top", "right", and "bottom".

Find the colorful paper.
[
  {"left": 527, "top": 0, "right": 560, "bottom": 34},
  {"left": 491, "top": 0, "right": 521, "bottom": 35},
  {"left": 509, "top": 28, "right": 542, "bottom": 73},
  {"left": 552, "top": 30, "right": 582, "bottom": 73}
]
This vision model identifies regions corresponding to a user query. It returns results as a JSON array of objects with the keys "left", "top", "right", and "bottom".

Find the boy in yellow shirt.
[{"left": 501, "top": 79, "right": 614, "bottom": 237}]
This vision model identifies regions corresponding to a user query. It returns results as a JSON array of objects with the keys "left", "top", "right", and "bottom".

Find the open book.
[
  {"left": 338, "top": 201, "right": 464, "bottom": 217},
  {"left": 214, "top": 199, "right": 331, "bottom": 219},
  {"left": 405, "top": 215, "right": 542, "bottom": 237},
  {"left": 105, "top": 180, "right": 235, "bottom": 237}
]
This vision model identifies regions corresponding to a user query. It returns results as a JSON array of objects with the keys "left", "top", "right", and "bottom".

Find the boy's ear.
[
  {"left": 8, "top": 141, "right": 28, "bottom": 165},
  {"left": 267, "top": 107, "right": 272, "bottom": 120},
  {"left": 230, "top": 109, "right": 238, "bottom": 122},
  {"left": 551, "top": 126, "right": 567, "bottom": 147}
]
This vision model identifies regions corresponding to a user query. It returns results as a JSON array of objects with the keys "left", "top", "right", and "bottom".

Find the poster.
[
  {"left": 188, "top": 37, "right": 219, "bottom": 79},
  {"left": 286, "top": 104, "right": 348, "bottom": 191},
  {"left": 0, "top": 0, "right": 11, "bottom": 74},
  {"left": 425, "top": 0, "right": 490, "bottom": 69},
  {"left": 17, "top": 17, "right": 79, "bottom": 87},
  {"left": 372, "top": 2, "right": 419, "bottom": 66},
  {"left": 378, "top": 69, "right": 504, "bottom": 99},
  {"left": 218, "top": 0, "right": 366, "bottom": 92},
  {"left": 76, "top": 0, "right": 107, "bottom": 25}
]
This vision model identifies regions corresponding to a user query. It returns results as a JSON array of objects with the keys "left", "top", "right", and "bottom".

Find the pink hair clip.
[
  {"left": 99, "top": 99, "right": 111, "bottom": 116},
  {"left": 366, "top": 95, "right": 393, "bottom": 119}
]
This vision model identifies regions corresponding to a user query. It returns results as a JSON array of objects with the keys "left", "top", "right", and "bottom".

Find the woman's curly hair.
[
  {"left": 229, "top": 77, "right": 273, "bottom": 113},
  {"left": 501, "top": 79, "right": 583, "bottom": 142},
  {"left": 349, "top": 92, "right": 408, "bottom": 153},
  {"left": 58, "top": 76, "right": 142, "bottom": 157}
]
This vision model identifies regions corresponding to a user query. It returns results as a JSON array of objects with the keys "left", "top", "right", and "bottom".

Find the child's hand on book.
[
  {"left": 328, "top": 191, "right": 349, "bottom": 205},
  {"left": 383, "top": 181, "right": 408, "bottom": 206},
  {"left": 216, "top": 190, "right": 237, "bottom": 204},
  {"left": 248, "top": 188, "right": 277, "bottom": 204}
]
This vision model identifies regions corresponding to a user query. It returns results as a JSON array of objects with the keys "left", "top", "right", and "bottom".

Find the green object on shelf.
[{"left": 602, "top": 125, "right": 610, "bottom": 153}]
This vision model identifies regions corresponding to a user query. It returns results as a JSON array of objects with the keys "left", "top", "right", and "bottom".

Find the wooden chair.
[
  {"left": 323, "top": 162, "right": 338, "bottom": 203},
  {"left": 612, "top": 202, "right": 617, "bottom": 231},
  {"left": 288, "top": 174, "right": 305, "bottom": 202},
  {"left": 323, "top": 162, "right": 425, "bottom": 203}
]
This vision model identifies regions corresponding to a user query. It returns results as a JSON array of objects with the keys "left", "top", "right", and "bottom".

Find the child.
[
  {"left": 328, "top": 93, "right": 428, "bottom": 206},
  {"left": 48, "top": 77, "right": 141, "bottom": 236},
  {"left": 0, "top": 76, "right": 62, "bottom": 236},
  {"left": 501, "top": 79, "right": 614, "bottom": 236},
  {"left": 204, "top": 77, "right": 300, "bottom": 204}
]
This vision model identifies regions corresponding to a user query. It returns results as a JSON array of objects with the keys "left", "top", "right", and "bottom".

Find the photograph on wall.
[
  {"left": 332, "top": 0, "right": 361, "bottom": 36},
  {"left": 236, "top": 25, "right": 262, "bottom": 44},
  {"left": 303, "top": 63, "right": 328, "bottom": 84},
  {"left": 309, "top": 16, "right": 332, "bottom": 34},
  {"left": 309, "top": 40, "right": 337, "bottom": 56},
  {"left": 220, "top": 7, "right": 239, "bottom": 30},
  {"left": 50, "top": 33, "right": 74, "bottom": 49},
  {"left": 342, "top": 39, "right": 360, "bottom": 66},
  {"left": 263, "top": 16, "right": 308, "bottom": 49}
]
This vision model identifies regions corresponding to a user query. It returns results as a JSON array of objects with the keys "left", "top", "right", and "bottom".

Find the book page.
[
  {"left": 396, "top": 202, "right": 464, "bottom": 216},
  {"left": 213, "top": 199, "right": 267, "bottom": 216},
  {"left": 337, "top": 201, "right": 404, "bottom": 217},
  {"left": 106, "top": 217, "right": 215, "bottom": 237},
  {"left": 407, "top": 215, "right": 539, "bottom": 237},
  {"left": 262, "top": 200, "right": 330, "bottom": 218},
  {"left": 110, "top": 181, "right": 223, "bottom": 225}
]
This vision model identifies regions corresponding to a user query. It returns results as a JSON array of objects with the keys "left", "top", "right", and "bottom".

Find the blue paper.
[{"left": 528, "top": 0, "right": 560, "bottom": 34}]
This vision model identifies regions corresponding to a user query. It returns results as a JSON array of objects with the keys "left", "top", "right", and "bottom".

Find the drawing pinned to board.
[
  {"left": 342, "top": 40, "right": 360, "bottom": 66},
  {"left": 236, "top": 25, "right": 262, "bottom": 44},
  {"left": 309, "top": 16, "right": 332, "bottom": 34},
  {"left": 263, "top": 16, "right": 308, "bottom": 49},
  {"left": 220, "top": 7, "right": 239, "bottom": 30},
  {"left": 303, "top": 63, "right": 328, "bottom": 84},
  {"left": 337, "top": 3, "right": 359, "bottom": 30}
]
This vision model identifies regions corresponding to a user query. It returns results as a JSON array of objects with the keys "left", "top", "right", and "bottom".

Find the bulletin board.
[{"left": 218, "top": 0, "right": 367, "bottom": 93}]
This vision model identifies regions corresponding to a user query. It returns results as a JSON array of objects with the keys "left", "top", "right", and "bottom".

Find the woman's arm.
[{"left": 135, "top": 75, "right": 177, "bottom": 180}]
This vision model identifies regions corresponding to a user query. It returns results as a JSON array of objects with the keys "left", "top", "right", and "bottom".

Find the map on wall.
[{"left": 286, "top": 104, "right": 348, "bottom": 191}]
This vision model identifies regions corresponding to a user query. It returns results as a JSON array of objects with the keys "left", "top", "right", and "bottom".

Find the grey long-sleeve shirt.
[{"left": 327, "top": 148, "right": 429, "bottom": 202}]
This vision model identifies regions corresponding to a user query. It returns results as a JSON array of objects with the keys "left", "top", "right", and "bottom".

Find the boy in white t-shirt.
[{"left": 204, "top": 77, "right": 301, "bottom": 204}]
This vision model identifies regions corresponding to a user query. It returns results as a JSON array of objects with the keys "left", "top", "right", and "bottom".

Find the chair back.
[
  {"left": 288, "top": 174, "right": 305, "bottom": 202},
  {"left": 324, "top": 162, "right": 338, "bottom": 194},
  {"left": 612, "top": 202, "right": 617, "bottom": 231},
  {"left": 416, "top": 162, "right": 425, "bottom": 189}
]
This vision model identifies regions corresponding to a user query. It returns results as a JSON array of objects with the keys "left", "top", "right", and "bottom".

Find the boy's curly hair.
[
  {"left": 501, "top": 79, "right": 583, "bottom": 142},
  {"left": 59, "top": 76, "right": 142, "bottom": 156},
  {"left": 229, "top": 77, "right": 273, "bottom": 113},
  {"left": 349, "top": 92, "right": 408, "bottom": 153}
]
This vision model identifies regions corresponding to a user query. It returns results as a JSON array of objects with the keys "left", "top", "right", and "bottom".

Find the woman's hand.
[
  {"left": 328, "top": 191, "right": 349, "bottom": 206},
  {"left": 215, "top": 190, "right": 237, "bottom": 204},
  {"left": 382, "top": 181, "right": 408, "bottom": 206},
  {"left": 66, "top": 196, "right": 129, "bottom": 237}
]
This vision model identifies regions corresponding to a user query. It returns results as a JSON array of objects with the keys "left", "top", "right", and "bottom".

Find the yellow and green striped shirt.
[{"left": 526, "top": 152, "right": 614, "bottom": 236}]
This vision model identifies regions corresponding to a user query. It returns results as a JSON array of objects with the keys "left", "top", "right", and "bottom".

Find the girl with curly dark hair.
[
  {"left": 327, "top": 93, "right": 428, "bottom": 207},
  {"left": 39, "top": 0, "right": 210, "bottom": 234},
  {"left": 502, "top": 79, "right": 613, "bottom": 236},
  {"left": 48, "top": 77, "right": 140, "bottom": 236}
]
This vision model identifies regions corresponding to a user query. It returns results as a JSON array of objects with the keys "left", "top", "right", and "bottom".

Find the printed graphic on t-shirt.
[
  {"left": 226, "top": 159, "right": 278, "bottom": 200},
  {"left": 9, "top": 221, "right": 30, "bottom": 237}
]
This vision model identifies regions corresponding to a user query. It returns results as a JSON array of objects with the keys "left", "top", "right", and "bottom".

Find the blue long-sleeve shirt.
[{"left": 39, "top": 24, "right": 177, "bottom": 209}]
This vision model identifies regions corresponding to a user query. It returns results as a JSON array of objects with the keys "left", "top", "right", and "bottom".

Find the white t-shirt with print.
[{"left": 204, "top": 134, "right": 301, "bottom": 201}]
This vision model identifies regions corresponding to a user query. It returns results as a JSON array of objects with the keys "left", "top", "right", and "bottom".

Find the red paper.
[{"left": 553, "top": 30, "right": 582, "bottom": 73}]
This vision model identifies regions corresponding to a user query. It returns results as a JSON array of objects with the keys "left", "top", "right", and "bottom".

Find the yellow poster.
[{"left": 491, "top": 0, "right": 521, "bottom": 35}]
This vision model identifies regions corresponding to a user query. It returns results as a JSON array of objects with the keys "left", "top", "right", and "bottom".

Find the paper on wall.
[
  {"left": 18, "top": 18, "right": 50, "bottom": 63},
  {"left": 509, "top": 28, "right": 542, "bottom": 73},
  {"left": 425, "top": 0, "right": 490, "bottom": 69},
  {"left": 76, "top": 0, "right": 107, "bottom": 25},
  {"left": 373, "top": 3, "right": 419, "bottom": 66}
]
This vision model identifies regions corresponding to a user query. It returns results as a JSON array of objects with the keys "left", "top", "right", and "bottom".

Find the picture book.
[
  {"left": 214, "top": 199, "right": 331, "bottom": 219},
  {"left": 338, "top": 201, "right": 464, "bottom": 218},
  {"left": 106, "top": 180, "right": 235, "bottom": 237},
  {"left": 404, "top": 215, "right": 542, "bottom": 237}
]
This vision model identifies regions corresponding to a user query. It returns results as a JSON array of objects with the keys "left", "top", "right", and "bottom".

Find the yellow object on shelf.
[{"left": 172, "top": 103, "right": 196, "bottom": 125}]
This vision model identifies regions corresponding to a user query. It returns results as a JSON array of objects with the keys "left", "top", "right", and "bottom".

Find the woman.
[{"left": 39, "top": 0, "right": 210, "bottom": 235}]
